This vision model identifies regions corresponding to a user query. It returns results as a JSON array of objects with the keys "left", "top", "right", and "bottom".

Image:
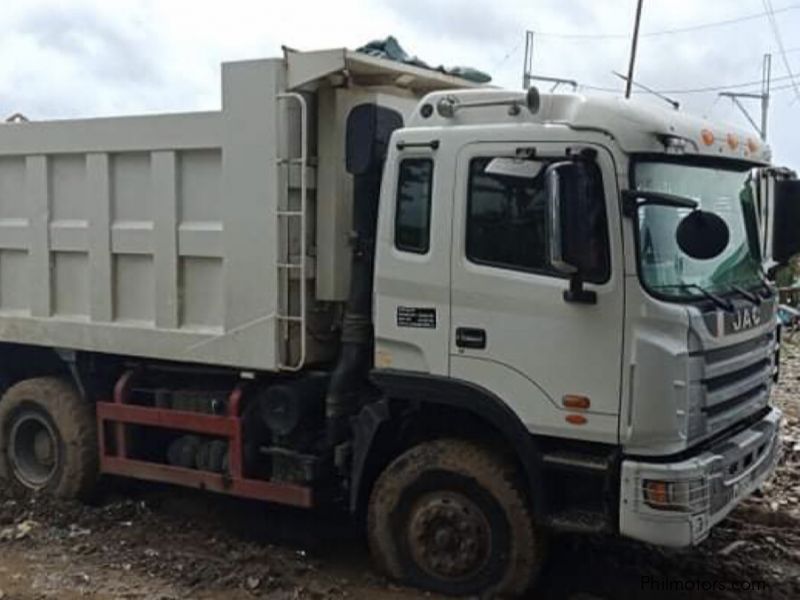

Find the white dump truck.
[{"left": 0, "top": 46, "right": 797, "bottom": 597}]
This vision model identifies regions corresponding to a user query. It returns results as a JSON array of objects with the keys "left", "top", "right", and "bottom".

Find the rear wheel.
[
  {"left": 0, "top": 377, "right": 98, "bottom": 499},
  {"left": 368, "top": 438, "right": 545, "bottom": 598}
]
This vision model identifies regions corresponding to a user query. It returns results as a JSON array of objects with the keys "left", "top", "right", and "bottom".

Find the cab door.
[
  {"left": 449, "top": 142, "right": 624, "bottom": 443},
  {"left": 373, "top": 136, "right": 453, "bottom": 376}
]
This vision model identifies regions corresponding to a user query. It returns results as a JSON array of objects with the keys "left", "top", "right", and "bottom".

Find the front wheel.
[
  {"left": 367, "top": 439, "right": 546, "bottom": 598},
  {"left": 0, "top": 377, "right": 98, "bottom": 499}
]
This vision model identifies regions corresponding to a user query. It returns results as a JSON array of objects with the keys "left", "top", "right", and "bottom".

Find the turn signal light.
[
  {"left": 644, "top": 480, "right": 669, "bottom": 507},
  {"left": 562, "top": 395, "right": 591, "bottom": 410},
  {"left": 643, "top": 479, "right": 709, "bottom": 512},
  {"left": 565, "top": 414, "right": 587, "bottom": 425}
]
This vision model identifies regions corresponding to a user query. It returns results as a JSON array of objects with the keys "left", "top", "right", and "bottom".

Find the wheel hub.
[
  {"left": 33, "top": 430, "right": 54, "bottom": 465},
  {"left": 408, "top": 492, "right": 492, "bottom": 581},
  {"left": 8, "top": 411, "right": 59, "bottom": 488}
]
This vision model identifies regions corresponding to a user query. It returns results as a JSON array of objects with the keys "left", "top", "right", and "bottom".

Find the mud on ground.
[{"left": 1, "top": 349, "right": 800, "bottom": 599}]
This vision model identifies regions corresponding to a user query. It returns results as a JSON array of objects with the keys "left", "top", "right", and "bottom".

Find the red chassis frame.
[{"left": 96, "top": 370, "right": 313, "bottom": 508}]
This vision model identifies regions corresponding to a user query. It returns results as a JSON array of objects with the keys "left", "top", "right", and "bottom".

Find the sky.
[{"left": 0, "top": 0, "right": 798, "bottom": 167}]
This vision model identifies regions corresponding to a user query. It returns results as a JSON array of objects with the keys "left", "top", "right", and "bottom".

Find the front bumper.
[{"left": 619, "top": 407, "right": 782, "bottom": 547}]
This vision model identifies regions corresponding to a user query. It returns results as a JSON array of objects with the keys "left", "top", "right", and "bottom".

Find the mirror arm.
[
  {"left": 564, "top": 273, "right": 598, "bottom": 305},
  {"left": 621, "top": 189, "right": 699, "bottom": 218},
  {"left": 622, "top": 193, "right": 639, "bottom": 218}
]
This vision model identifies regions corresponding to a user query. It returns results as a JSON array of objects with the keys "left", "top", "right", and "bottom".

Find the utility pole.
[
  {"left": 522, "top": 30, "right": 534, "bottom": 89},
  {"left": 718, "top": 53, "right": 772, "bottom": 140},
  {"left": 761, "top": 52, "right": 771, "bottom": 139},
  {"left": 521, "top": 30, "right": 578, "bottom": 91},
  {"left": 624, "top": 0, "right": 645, "bottom": 98}
]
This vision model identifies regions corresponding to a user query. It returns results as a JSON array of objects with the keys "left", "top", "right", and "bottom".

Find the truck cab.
[{"left": 370, "top": 88, "right": 790, "bottom": 554}]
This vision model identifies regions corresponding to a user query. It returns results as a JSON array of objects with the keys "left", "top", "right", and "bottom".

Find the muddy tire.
[
  {"left": 0, "top": 377, "right": 98, "bottom": 499},
  {"left": 367, "top": 438, "right": 545, "bottom": 598}
]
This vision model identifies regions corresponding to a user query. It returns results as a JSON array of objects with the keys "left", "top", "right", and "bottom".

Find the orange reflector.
[
  {"left": 747, "top": 138, "right": 759, "bottom": 153},
  {"left": 727, "top": 133, "right": 739, "bottom": 150},
  {"left": 562, "top": 395, "right": 591, "bottom": 410},
  {"left": 565, "top": 414, "right": 587, "bottom": 425},
  {"left": 701, "top": 129, "right": 715, "bottom": 146}
]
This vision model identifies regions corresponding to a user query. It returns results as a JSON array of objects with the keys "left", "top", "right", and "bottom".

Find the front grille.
[
  {"left": 705, "top": 384, "right": 767, "bottom": 418},
  {"left": 704, "top": 358, "right": 771, "bottom": 393},
  {"left": 697, "top": 332, "right": 774, "bottom": 439}
]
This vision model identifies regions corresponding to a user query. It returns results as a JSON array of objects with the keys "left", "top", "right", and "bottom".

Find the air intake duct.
[{"left": 325, "top": 103, "right": 403, "bottom": 447}]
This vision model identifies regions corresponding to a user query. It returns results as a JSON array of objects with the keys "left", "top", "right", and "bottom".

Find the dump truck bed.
[{"left": 0, "top": 49, "right": 478, "bottom": 371}]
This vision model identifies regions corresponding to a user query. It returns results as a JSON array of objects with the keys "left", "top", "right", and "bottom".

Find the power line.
[
  {"left": 583, "top": 81, "right": 800, "bottom": 98},
  {"left": 770, "top": 81, "right": 800, "bottom": 92},
  {"left": 583, "top": 80, "right": 800, "bottom": 97},
  {"left": 493, "top": 39, "right": 524, "bottom": 69},
  {"left": 763, "top": 0, "right": 800, "bottom": 103},
  {"left": 532, "top": 3, "right": 800, "bottom": 40},
  {"left": 581, "top": 71, "right": 800, "bottom": 96}
]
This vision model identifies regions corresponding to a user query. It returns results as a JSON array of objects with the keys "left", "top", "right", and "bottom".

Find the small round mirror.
[
  {"left": 676, "top": 210, "right": 730, "bottom": 260},
  {"left": 526, "top": 87, "right": 541, "bottom": 114}
]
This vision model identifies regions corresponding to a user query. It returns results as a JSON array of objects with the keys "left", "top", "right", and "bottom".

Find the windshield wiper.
[
  {"left": 655, "top": 283, "right": 734, "bottom": 311},
  {"left": 730, "top": 284, "right": 761, "bottom": 306},
  {"left": 681, "top": 284, "right": 734, "bottom": 311},
  {"left": 755, "top": 276, "right": 774, "bottom": 300}
]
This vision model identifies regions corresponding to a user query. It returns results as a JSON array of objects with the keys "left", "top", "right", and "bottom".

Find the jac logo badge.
[{"left": 730, "top": 306, "right": 761, "bottom": 332}]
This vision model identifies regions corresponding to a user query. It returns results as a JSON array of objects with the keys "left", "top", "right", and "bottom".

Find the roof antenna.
[{"left": 613, "top": 71, "right": 680, "bottom": 110}]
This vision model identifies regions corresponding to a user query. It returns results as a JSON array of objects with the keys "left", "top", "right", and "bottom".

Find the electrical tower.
[
  {"left": 521, "top": 30, "right": 578, "bottom": 91},
  {"left": 719, "top": 53, "right": 772, "bottom": 140}
]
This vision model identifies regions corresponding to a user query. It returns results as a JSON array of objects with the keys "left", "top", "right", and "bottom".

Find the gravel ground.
[{"left": 1, "top": 349, "right": 799, "bottom": 600}]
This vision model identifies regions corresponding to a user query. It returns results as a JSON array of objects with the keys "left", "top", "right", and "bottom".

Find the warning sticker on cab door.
[{"left": 397, "top": 306, "right": 437, "bottom": 329}]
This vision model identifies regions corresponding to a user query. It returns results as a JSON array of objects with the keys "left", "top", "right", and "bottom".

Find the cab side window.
[
  {"left": 466, "top": 156, "right": 609, "bottom": 282},
  {"left": 395, "top": 158, "right": 433, "bottom": 254}
]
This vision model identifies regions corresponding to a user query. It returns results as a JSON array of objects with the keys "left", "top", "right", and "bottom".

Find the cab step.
[
  {"left": 541, "top": 451, "right": 611, "bottom": 473},
  {"left": 545, "top": 509, "right": 610, "bottom": 534}
]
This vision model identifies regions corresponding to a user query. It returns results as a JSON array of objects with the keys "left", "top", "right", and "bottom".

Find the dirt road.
[{"left": 1, "top": 349, "right": 800, "bottom": 599}]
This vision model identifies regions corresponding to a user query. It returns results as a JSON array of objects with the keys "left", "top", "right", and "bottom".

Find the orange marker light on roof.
[
  {"left": 747, "top": 138, "right": 759, "bottom": 153},
  {"left": 727, "top": 133, "right": 739, "bottom": 150},
  {"left": 701, "top": 129, "right": 715, "bottom": 146}
]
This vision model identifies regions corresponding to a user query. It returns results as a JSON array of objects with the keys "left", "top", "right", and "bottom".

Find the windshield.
[{"left": 634, "top": 159, "right": 762, "bottom": 299}]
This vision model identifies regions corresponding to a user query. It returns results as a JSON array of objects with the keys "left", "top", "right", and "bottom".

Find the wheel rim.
[
  {"left": 407, "top": 491, "right": 493, "bottom": 582},
  {"left": 8, "top": 410, "right": 59, "bottom": 488}
]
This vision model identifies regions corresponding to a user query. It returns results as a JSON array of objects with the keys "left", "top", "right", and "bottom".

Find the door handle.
[{"left": 456, "top": 327, "right": 486, "bottom": 349}]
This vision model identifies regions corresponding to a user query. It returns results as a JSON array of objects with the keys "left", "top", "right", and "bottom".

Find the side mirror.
[
  {"left": 545, "top": 161, "right": 607, "bottom": 304},
  {"left": 772, "top": 179, "right": 800, "bottom": 265}
]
